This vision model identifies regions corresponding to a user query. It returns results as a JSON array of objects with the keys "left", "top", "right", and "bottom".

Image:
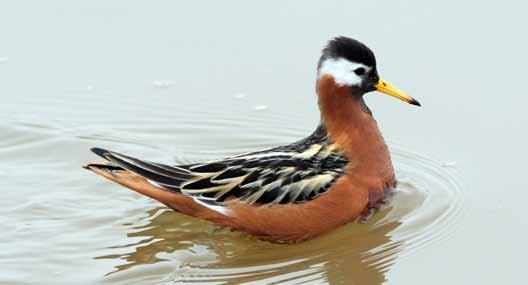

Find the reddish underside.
[{"left": 87, "top": 75, "right": 396, "bottom": 243}]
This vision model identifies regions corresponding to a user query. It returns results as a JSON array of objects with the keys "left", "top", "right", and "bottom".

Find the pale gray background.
[{"left": 1, "top": 1, "right": 526, "bottom": 284}]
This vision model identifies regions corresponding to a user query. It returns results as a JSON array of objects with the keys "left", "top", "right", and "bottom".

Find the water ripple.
[
  {"left": 1, "top": 103, "right": 463, "bottom": 284},
  {"left": 95, "top": 145, "right": 463, "bottom": 284}
]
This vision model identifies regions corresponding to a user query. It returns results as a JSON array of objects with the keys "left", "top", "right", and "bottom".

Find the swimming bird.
[{"left": 84, "top": 37, "right": 420, "bottom": 243}]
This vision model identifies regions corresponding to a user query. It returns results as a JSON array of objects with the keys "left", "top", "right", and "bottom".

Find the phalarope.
[{"left": 85, "top": 37, "right": 420, "bottom": 243}]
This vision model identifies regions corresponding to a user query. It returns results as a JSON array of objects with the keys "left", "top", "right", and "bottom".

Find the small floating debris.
[
  {"left": 0, "top": 57, "right": 8, "bottom": 63},
  {"left": 441, "top": 161, "right": 457, "bottom": 167},
  {"left": 253, "top": 105, "right": 268, "bottom": 111},
  {"left": 233, "top": 93, "right": 247, "bottom": 99},
  {"left": 152, "top": 80, "right": 175, "bottom": 88}
]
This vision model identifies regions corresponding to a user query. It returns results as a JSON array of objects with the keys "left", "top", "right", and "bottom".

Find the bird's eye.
[{"left": 353, "top": 67, "right": 365, "bottom": 76}]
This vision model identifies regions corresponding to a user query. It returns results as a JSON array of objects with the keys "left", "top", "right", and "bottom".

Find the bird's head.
[{"left": 317, "top": 37, "right": 420, "bottom": 106}]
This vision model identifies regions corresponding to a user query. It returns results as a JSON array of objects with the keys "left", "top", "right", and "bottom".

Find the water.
[
  {"left": 1, "top": 1, "right": 527, "bottom": 284},
  {"left": 0, "top": 108, "right": 462, "bottom": 284}
]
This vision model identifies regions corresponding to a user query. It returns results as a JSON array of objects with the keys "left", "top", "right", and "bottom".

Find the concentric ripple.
[
  {"left": 94, "top": 123, "right": 464, "bottom": 285},
  {"left": 1, "top": 91, "right": 463, "bottom": 284}
]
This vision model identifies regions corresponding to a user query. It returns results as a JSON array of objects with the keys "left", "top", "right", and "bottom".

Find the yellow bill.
[{"left": 375, "top": 78, "right": 421, "bottom": 106}]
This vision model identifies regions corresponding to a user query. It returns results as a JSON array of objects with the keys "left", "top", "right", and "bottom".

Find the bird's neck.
[{"left": 316, "top": 75, "right": 393, "bottom": 178}]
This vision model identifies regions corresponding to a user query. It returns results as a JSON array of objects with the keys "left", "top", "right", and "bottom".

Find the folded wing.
[{"left": 90, "top": 126, "right": 349, "bottom": 208}]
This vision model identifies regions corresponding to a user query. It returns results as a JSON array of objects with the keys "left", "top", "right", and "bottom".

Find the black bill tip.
[{"left": 409, "top": 98, "right": 421, "bottom": 107}]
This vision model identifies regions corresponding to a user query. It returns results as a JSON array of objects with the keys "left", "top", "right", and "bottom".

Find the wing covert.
[{"left": 180, "top": 142, "right": 348, "bottom": 206}]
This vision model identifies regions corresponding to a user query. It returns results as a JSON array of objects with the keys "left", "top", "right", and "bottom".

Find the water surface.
[
  {"left": 1, "top": 1, "right": 527, "bottom": 284},
  {"left": 0, "top": 94, "right": 462, "bottom": 284}
]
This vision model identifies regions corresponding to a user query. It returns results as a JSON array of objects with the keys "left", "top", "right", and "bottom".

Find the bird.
[{"left": 84, "top": 36, "right": 420, "bottom": 243}]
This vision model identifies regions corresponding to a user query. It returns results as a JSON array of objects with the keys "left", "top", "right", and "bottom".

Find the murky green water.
[{"left": 1, "top": 1, "right": 527, "bottom": 284}]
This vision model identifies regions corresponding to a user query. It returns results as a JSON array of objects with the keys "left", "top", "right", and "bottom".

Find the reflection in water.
[
  {"left": 97, "top": 204, "right": 402, "bottom": 284},
  {"left": 0, "top": 84, "right": 462, "bottom": 284},
  {"left": 92, "top": 143, "right": 462, "bottom": 284},
  {"left": 0, "top": 100, "right": 462, "bottom": 284}
]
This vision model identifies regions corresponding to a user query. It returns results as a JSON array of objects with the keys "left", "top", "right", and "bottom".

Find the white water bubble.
[
  {"left": 233, "top": 93, "right": 247, "bottom": 99},
  {"left": 152, "top": 80, "right": 175, "bottom": 88},
  {"left": 441, "top": 161, "right": 457, "bottom": 167},
  {"left": 253, "top": 105, "right": 268, "bottom": 111}
]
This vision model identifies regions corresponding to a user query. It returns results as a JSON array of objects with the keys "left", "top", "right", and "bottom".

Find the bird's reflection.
[{"left": 96, "top": 204, "right": 402, "bottom": 284}]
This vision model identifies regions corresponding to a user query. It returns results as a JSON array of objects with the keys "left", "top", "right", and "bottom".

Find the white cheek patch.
[{"left": 318, "top": 58, "right": 370, "bottom": 87}]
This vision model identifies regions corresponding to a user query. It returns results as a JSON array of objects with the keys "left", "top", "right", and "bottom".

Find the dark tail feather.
[
  {"left": 88, "top": 147, "right": 193, "bottom": 192},
  {"left": 82, "top": 163, "right": 123, "bottom": 171}
]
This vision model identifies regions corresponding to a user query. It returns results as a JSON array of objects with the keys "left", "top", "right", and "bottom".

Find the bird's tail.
[
  {"left": 84, "top": 148, "right": 218, "bottom": 218},
  {"left": 85, "top": 147, "right": 195, "bottom": 192}
]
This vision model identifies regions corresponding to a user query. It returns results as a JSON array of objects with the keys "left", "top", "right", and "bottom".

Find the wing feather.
[{"left": 89, "top": 125, "right": 348, "bottom": 210}]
